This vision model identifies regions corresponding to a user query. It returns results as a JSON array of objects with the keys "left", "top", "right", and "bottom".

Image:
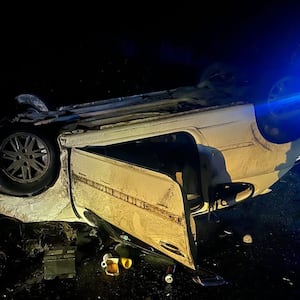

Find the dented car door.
[{"left": 70, "top": 148, "right": 197, "bottom": 269}]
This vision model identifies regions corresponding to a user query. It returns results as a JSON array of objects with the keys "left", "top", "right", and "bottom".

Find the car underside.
[{"left": 0, "top": 80, "right": 300, "bottom": 284}]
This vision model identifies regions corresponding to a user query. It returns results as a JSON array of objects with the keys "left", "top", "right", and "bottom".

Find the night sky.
[{"left": 2, "top": 2, "right": 300, "bottom": 109}]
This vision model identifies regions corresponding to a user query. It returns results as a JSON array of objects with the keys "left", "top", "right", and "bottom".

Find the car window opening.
[{"left": 83, "top": 132, "right": 202, "bottom": 204}]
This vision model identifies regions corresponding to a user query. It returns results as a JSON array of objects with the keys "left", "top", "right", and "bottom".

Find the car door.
[{"left": 70, "top": 147, "right": 197, "bottom": 269}]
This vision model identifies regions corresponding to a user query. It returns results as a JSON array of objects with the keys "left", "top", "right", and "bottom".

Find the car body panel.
[
  {"left": 0, "top": 149, "right": 77, "bottom": 223},
  {"left": 59, "top": 102, "right": 300, "bottom": 204},
  {"left": 70, "top": 148, "right": 197, "bottom": 269}
]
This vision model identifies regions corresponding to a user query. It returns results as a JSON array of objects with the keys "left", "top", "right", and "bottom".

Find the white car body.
[{"left": 0, "top": 89, "right": 300, "bottom": 270}]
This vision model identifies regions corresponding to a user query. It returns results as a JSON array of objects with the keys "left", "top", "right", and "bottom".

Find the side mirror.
[{"left": 212, "top": 182, "right": 254, "bottom": 204}]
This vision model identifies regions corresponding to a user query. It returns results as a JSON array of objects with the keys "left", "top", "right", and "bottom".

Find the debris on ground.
[{"left": 242, "top": 234, "right": 253, "bottom": 244}]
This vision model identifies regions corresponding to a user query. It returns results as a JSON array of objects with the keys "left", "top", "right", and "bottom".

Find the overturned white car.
[{"left": 0, "top": 83, "right": 300, "bottom": 274}]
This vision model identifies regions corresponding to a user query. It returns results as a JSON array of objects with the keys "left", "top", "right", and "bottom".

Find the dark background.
[{"left": 2, "top": 2, "right": 300, "bottom": 109}]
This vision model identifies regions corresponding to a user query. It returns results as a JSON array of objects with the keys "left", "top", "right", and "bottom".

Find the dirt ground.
[{"left": 0, "top": 164, "right": 299, "bottom": 300}]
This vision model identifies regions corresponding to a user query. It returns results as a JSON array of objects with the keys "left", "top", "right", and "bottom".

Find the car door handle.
[{"left": 159, "top": 241, "right": 184, "bottom": 257}]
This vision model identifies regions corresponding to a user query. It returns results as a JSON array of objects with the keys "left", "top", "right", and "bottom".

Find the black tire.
[
  {"left": 264, "top": 76, "right": 300, "bottom": 116},
  {"left": 199, "top": 62, "right": 241, "bottom": 87},
  {"left": 198, "top": 62, "right": 251, "bottom": 101},
  {"left": 254, "top": 75, "right": 300, "bottom": 143},
  {"left": 0, "top": 126, "right": 60, "bottom": 196}
]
